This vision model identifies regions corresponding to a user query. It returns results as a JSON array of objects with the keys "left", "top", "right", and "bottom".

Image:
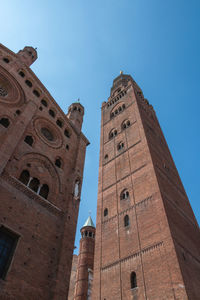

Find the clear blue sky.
[{"left": 1, "top": 0, "right": 199, "bottom": 254}]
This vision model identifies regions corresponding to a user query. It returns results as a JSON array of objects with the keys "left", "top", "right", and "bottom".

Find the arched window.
[
  {"left": 24, "top": 135, "right": 33, "bottom": 146},
  {"left": 130, "top": 272, "right": 137, "bottom": 289},
  {"left": 19, "top": 170, "right": 30, "bottom": 185},
  {"left": 124, "top": 215, "right": 129, "bottom": 227},
  {"left": 39, "top": 184, "right": 49, "bottom": 199},
  {"left": 120, "top": 189, "right": 129, "bottom": 200},
  {"left": 49, "top": 109, "right": 55, "bottom": 118},
  {"left": 117, "top": 142, "right": 124, "bottom": 151},
  {"left": 25, "top": 80, "right": 32, "bottom": 88},
  {"left": 85, "top": 231, "right": 88, "bottom": 237},
  {"left": 0, "top": 118, "right": 10, "bottom": 128},
  {"left": 16, "top": 110, "right": 21, "bottom": 115},
  {"left": 64, "top": 129, "right": 70, "bottom": 138},
  {"left": 3, "top": 57, "right": 10, "bottom": 63},
  {"left": 56, "top": 119, "right": 63, "bottom": 128},
  {"left": 104, "top": 208, "right": 108, "bottom": 217},
  {"left": 55, "top": 158, "right": 62, "bottom": 168},
  {"left": 41, "top": 99, "right": 48, "bottom": 107},
  {"left": 33, "top": 90, "right": 40, "bottom": 97},
  {"left": 122, "top": 120, "right": 131, "bottom": 130},
  {"left": 29, "top": 178, "right": 40, "bottom": 193},
  {"left": 19, "top": 70, "right": 25, "bottom": 77},
  {"left": 109, "top": 129, "right": 117, "bottom": 139}
]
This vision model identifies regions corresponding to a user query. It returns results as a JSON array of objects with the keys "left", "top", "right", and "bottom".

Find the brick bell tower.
[
  {"left": 0, "top": 43, "right": 89, "bottom": 299},
  {"left": 92, "top": 72, "right": 200, "bottom": 300},
  {"left": 74, "top": 216, "right": 95, "bottom": 300}
]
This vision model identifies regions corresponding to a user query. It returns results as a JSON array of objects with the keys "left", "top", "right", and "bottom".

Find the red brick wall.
[
  {"left": 0, "top": 44, "right": 89, "bottom": 300},
  {"left": 74, "top": 225, "right": 95, "bottom": 300},
  {"left": 92, "top": 74, "right": 200, "bottom": 300},
  {"left": 68, "top": 255, "right": 78, "bottom": 300}
]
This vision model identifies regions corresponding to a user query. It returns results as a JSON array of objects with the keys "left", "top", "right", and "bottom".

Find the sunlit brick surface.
[
  {"left": 92, "top": 74, "right": 200, "bottom": 300},
  {"left": 0, "top": 43, "right": 89, "bottom": 300}
]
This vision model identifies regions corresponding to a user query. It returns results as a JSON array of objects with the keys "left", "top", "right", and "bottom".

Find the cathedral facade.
[
  {"left": 0, "top": 43, "right": 89, "bottom": 300},
  {"left": 92, "top": 73, "right": 200, "bottom": 299}
]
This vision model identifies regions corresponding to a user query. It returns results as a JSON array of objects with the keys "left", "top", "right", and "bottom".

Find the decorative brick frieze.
[
  {"left": 102, "top": 195, "right": 153, "bottom": 224},
  {"left": 101, "top": 241, "right": 164, "bottom": 271}
]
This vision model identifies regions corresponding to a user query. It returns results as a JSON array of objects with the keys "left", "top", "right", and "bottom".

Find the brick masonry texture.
[
  {"left": 68, "top": 255, "right": 78, "bottom": 300},
  {"left": 0, "top": 44, "right": 89, "bottom": 300},
  {"left": 73, "top": 224, "right": 95, "bottom": 300},
  {"left": 92, "top": 74, "right": 200, "bottom": 300}
]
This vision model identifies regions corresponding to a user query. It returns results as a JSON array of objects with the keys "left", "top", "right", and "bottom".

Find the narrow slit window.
[
  {"left": 55, "top": 158, "right": 62, "bottom": 168},
  {"left": 104, "top": 208, "right": 108, "bottom": 217},
  {"left": 130, "top": 272, "right": 137, "bottom": 289},
  {"left": 124, "top": 215, "right": 129, "bottom": 227}
]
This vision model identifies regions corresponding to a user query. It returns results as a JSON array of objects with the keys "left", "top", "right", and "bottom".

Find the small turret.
[
  {"left": 17, "top": 46, "right": 37, "bottom": 66},
  {"left": 74, "top": 216, "right": 95, "bottom": 300},
  {"left": 67, "top": 102, "right": 84, "bottom": 132}
]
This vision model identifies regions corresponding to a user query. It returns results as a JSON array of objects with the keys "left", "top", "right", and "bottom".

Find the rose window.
[{"left": 41, "top": 127, "right": 54, "bottom": 141}]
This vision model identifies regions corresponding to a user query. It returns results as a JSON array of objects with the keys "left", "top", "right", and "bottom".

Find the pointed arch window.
[
  {"left": 124, "top": 215, "right": 129, "bottom": 227},
  {"left": 130, "top": 272, "right": 137, "bottom": 289}
]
